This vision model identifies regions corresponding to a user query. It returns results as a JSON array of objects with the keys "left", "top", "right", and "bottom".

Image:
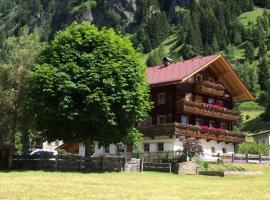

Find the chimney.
[{"left": 162, "top": 57, "right": 173, "bottom": 67}]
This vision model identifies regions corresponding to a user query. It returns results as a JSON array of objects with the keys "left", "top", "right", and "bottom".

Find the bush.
[
  {"left": 196, "top": 159, "right": 209, "bottom": 170},
  {"left": 237, "top": 142, "right": 269, "bottom": 155},
  {"left": 245, "top": 115, "right": 250, "bottom": 120}
]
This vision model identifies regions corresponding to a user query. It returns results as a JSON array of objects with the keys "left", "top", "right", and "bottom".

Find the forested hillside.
[{"left": 0, "top": 0, "right": 270, "bottom": 134}]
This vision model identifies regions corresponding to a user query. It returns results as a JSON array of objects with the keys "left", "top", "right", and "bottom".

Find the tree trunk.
[
  {"left": 85, "top": 140, "right": 93, "bottom": 157},
  {"left": 8, "top": 110, "right": 17, "bottom": 169}
]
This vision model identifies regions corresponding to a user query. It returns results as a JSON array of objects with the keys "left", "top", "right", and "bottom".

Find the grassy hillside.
[
  {"left": 144, "top": 7, "right": 270, "bottom": 135},
  {"left": 238, "top": 7, "right": 267, "bottom": 27}
]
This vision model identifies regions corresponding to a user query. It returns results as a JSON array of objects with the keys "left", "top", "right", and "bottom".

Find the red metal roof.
[{"left": 147, "top": 55, "right": 219, "bottom": 86}]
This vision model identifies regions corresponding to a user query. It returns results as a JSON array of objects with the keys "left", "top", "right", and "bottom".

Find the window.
[
  {"left": 158, "top": 143, "right": 164, "bottom": 152},
  {"left": 195, "top": 118, "right": 203, "bottom": 126},
  {"left": 209, "top": 120, "right": 215, "bottom": 128},
  {"left": 188, "top": 76, "right": 194, "bottom": 83},
  {"left": 208, "top": 76, "right": 215, "bottom": 82},
  {"left": 181, "top": 115, "right": 189, "bottom": 124},
  {"left": 157, "top": 93, "right": 166, "bottom": 105},
  {"left": 157, "top": 115, "right": 166, "bottom": 124},
  {"left": 144, "top": 143, "right": 150, "bottom": 152},
  {"left": 196, "top": 74, "right": 203, "bottom": 82},
  {"left": 185, "top": 93, "right": 193, "bottom": 101},
  {"left": 211, "top": 146, "right": 216, "bottom": 153},
  {"left": 208, "top": 98, "right": 215, "bottom": 104},
  {"left": 220, "top": 122, "right": 227, "bottom": 129},
  {"left": 222, "top": 148, "right": 227, "bottom": 154}
]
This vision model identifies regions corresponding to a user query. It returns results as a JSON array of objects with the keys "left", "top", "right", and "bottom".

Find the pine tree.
[
  {"left": 233, "top": 30, "right": 242, "bottom": 45},
  {"left": 258, "top": 55, "right": 270, "bottom": 91},
  {"left": 258, "top": 43, "right": 266, "bottom": 58},
  {"left": 211, "top": 36, "right": 219, "bottom": 53},
  {"left": 264, "top": 89, "right": 270, "bottom": 121},
  {"left": 148, "top": 11, "right": 170, "bottom": 48},
  {"left": 244, "top": 41, "right": 254, "bottom": 62},
  {"left": 181, "top": 44, "right": 195, "bottom": 59},
  {"left": 186, "top": 12, "right": 202, "bottom": 54},
  {"left": 224, "top": 43, "right": 235, "bottom": 60},
  {"left": 146, "top": 50, "right": 161, "bottom": 66}
]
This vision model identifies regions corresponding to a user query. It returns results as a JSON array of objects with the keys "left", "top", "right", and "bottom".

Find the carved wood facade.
[{"left": 140, "top": 66, "right": 245, "bottom": 144}]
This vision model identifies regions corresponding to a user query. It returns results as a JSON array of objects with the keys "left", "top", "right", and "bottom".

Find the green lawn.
[
  {"left": 239, "top": 7, "right": 268, "bottom": 28},
  {"left": 1, "top": 164, "right": 270, "bottom": 200}
]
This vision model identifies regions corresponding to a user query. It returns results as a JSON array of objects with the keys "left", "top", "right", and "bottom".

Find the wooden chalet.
[{"left": 138, "top": 54, "right": 254, "bottom": 155}]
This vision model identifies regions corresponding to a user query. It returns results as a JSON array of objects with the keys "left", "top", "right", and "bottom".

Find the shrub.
[
  {"left": 196, "top": 159, "right": 209, "bottom": 170},
  {"left": 237, "top": 142, "right": 269, "bottom": 155}
]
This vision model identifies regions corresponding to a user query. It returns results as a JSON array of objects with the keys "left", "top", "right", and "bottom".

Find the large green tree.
[
  {"left": 0, "top": 30, "right": 44, "bottom": 152},
  {"left": 28, "top": 23, "right": 151, "bottom": 155}
]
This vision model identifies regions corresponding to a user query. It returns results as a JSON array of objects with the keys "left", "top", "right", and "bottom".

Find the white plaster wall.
[
  {"left": 199, "top": 139, "right": 234, "bottom": 155},
  {"left": 142, "top": 137, "right": 183, "bottom": 152},
  {"left": 79, "top": 143, "right": 85, "bottom": 156},
  {"left": 43, "top": 140, "right": 63, "bottom": 150},
  {"left": 78, "top": 138, "right": 235, "bottom": 157}
]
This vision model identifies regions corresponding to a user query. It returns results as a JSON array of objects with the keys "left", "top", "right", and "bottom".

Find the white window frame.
[
  {"left": 195, "top": 118, "right": 203, "bottom": 126},
  {"left": 181, "top": 115, "right": 189, "bottom": 125},
  {"left": 185, "top": 93, "right": 193, "bottom": 101},
  {"left": 157, "top": 93, "right": 166, "bottom": 105},
  {"left": 188, "top": 76, "right": 194, "bottom": 83},
  {"left": 209, "top": 120, "right": 215, "bottom": 128},
  {"left": 208, "top": 97, "right": 215, "bottom": 104}
]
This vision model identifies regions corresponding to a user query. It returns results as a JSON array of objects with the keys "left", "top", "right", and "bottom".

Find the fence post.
[
  {"left": 140, "top": 158, "right": 144, "bottom": 172},
  {"left": 122, "top": 157, "right": 126, "bottom": 172},
  {"left": 217, "top": 153, "right": 220, "bottom": 164},
  {"left": 101, "top": 156, "right": 104, "bottom": 171},
  {"left": 79, "top": 156, "right": 82, "bottom": 171},
  {"left": 55, "top": 155, "right": 59, "bottom": 171},
  {"left": 259, "top": 154, "right": 262, "bottom": 164},
  {"left": 232, "top": 153, "right": 234, "bottom": 163},
  {"left": 246, "top": 153, "right": 249, "bottom": 163},
  {"left": 169, "top": 163, "right": 172, "bottom": 174}
]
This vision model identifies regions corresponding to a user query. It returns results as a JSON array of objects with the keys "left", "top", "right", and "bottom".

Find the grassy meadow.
[{"left": 1, "top": 164, "right": 270, "bottom": 200}]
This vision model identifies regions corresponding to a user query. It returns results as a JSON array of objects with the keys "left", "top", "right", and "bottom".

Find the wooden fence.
[
  {"left": 10, "top": 152, "right": 270, "bottom": 173},
  {"left": 203, "top": 153, "right": 270, "bottom": 164},
  {"left": 143, "top": 162, "right": 172, "bottom": 173},
  {"left": 12, "top": 155, "right": 126, "bottom": 172},
  {"left": 126, "top": 151, "right": 182, "bottom": 163}
]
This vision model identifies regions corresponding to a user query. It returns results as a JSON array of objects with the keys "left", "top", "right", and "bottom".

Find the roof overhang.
[{"left": 181, "top": 55, "right": 255, "bottom": 102}]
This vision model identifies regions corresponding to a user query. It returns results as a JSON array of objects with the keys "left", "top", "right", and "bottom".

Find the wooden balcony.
[
  {"left": 139, "top": 123, "right": 245, "bottom": 144},
  {"left": 195, "top": 81, "right": 225, "bottom": 97},
  {"left": 177, "top": 100, "right": 240, "bottom": 121}
]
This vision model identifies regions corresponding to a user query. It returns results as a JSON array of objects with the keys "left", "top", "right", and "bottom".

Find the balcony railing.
[
  {"left": 195, "top": 81, "right": 225, "bottom": 97},
  {"left": 139, "top": 123, "right": 245, "bottom": 144},
  {"left": 177, "top": 100, "right": 240, "bottom": 121}
]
